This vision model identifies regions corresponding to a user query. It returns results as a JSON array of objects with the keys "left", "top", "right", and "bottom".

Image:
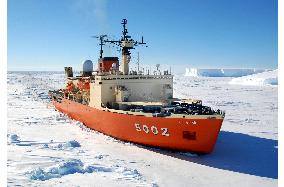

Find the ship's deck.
[
  {"left": 49, "top": 90, "right": 225, "bottom": 119},
  {"left": 101, "top": 108, "right": 224, "bottom": 119}
]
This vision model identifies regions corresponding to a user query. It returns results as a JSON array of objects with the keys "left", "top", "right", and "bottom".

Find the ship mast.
[
  {"left": 92, "top": 35, "right": 107, "bottom": 59},
  {"left": 137, "top": 52, "right": 140, "bottom": 72},
  {"left": 103, "top": 19, "right": 146, "bottom": 75}
]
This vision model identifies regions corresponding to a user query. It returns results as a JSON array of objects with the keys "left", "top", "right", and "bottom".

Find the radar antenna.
[
  {"left": 103, "top": 19, "right": 147, "bottom": 74},
  {"left": 92, "top": 19, "right": 147, "bottom": 75}
]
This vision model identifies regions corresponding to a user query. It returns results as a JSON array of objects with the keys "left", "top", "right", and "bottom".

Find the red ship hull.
[{"left": 53, "top": 98, "right": 223, "bottom": 153}]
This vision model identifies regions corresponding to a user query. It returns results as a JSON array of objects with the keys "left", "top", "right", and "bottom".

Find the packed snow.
[
  {"left": 229, "top": 69, "right": 278, "bottom": 86},
  {"left": 7, "top": 71, "right": 277, "bottom": 186},
  {"left": 28, "top": 159, "right": 101, "bottom": 181},
  {"left": 41, "top": 140, "right": 81, "bottom": 150},
  {"left": 7, "top": 133, "right": 20, "bottom": 144},
  {"left": 184, "top": 68, "right": 267, "bottom": 77}
]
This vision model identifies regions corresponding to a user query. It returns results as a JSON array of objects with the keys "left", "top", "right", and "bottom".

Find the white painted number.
[
  {"left": 135, "top": 123, "right": 141, "bottom": 131},
  {"left": 134, "top": 124, "right": 169, "bottom": 137},
  {"left": 143, "top": 125, "right": 149, "bottom": 133},
  {"left": 151, "top": 126, "right": 158, "bottom": 135},
  {"left": 161, "top": 128, "right": 170, "bottom": 136}
]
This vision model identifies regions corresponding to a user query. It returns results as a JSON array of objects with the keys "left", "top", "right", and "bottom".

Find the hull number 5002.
[{"left": 134, "top": 123, "right": 169, "bottom": 136}]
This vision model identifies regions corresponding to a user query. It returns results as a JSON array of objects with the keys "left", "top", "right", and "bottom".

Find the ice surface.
[
  {"left": 7, "top": 71, "right": 277, "bottom": 187},
  {"left": 229, "top": 69, "right": 278, "bottom": 86},
  {"left": 7, "top": 133, "right": 20, "bottom": 143},
  {"left": 29, "top": 159, "right": 112, "bottom": 181},
  {"left": 41, "top": 140, "right": 81, "bottom": 150},
  {"left": 185, "top": 68, "right": 267, "bottom": 77},
  {"left": 63, "top": 140, "right": 81, "bottom": 148}
]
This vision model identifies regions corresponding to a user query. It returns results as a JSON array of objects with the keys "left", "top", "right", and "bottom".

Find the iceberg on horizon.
[
  {"left": 229, "top": 69, "right": 278, "bottom": 86},
  {"left": 184, "top": 68, "right": 268, "bottom": 77}
]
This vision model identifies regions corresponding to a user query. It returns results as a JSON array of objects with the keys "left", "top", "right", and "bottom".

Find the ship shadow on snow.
[{"left": 148, "top": 131, "right": 278, "bottom": 179}]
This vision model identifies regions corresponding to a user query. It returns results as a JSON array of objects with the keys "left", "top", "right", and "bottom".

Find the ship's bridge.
[{"left": 89, "top": 74, "right": 173, "bottom": 109}]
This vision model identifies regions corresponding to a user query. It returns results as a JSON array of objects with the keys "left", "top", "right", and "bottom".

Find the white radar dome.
[{"left": 82, "top": 60, "right": 93, "bottom": 72}]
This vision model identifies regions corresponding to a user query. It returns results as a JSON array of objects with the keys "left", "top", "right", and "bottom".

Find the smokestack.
[{"left": 64, "top": 67, "right": 73, "bottom": 77}]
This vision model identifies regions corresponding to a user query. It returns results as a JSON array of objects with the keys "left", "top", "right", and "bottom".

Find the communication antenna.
[
  {"left": 92, "top": 19, "right": 147, "bottom": 75},
  {"left": 103, "top": 19, "right": 147, "bottom": 56},
  {"left": 156, "top": 64, "right": 160, "bottom": 71},
  {"left": 137, "top": 52, "right": 140, "bottom": 72},
  {"left": 92, "top": 35, "right": 107, "bottom": 58}
]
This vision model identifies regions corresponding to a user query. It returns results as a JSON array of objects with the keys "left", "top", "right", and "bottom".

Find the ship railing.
[
  {"left": 109, "top": 100, "right": 225, "bottom": 118},
  {"left": 48, "top": 90, "right": 64, "bottom": 97},
  {"left": 93, "top": 74, "right": 173, "bottom": 81},
  {"left": 48, "top": 90, "right": 64, "bottom": 103},
  {"left": 106, "top": 107, "right": 224, "bottom": 119}
]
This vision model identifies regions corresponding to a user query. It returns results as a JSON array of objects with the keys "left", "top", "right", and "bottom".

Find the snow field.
[{"left": 7, "top": 71, "right": 277, "bottom": 187}]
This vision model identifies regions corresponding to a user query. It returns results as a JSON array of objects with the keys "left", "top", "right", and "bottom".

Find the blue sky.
[{"left": 8, "top": 0, "right": 278, "bottom": 71}]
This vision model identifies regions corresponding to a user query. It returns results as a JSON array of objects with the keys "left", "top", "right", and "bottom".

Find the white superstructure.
[{"left": 89, "top": 74, "right": 173, "bottom": 108}]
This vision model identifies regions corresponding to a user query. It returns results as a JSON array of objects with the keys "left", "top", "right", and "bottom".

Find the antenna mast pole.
[
  {"left": 137, "top": 52, "right": 140, "bottom": 72},
  {"left": 99, "top": 35, "right": 108, "bottom": 58},
  {"left": 92, "top": 35, "right": 107, "bottom": 59},
  {"left": 103, "top": 19, "right": 146, "bottom": 75}
]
